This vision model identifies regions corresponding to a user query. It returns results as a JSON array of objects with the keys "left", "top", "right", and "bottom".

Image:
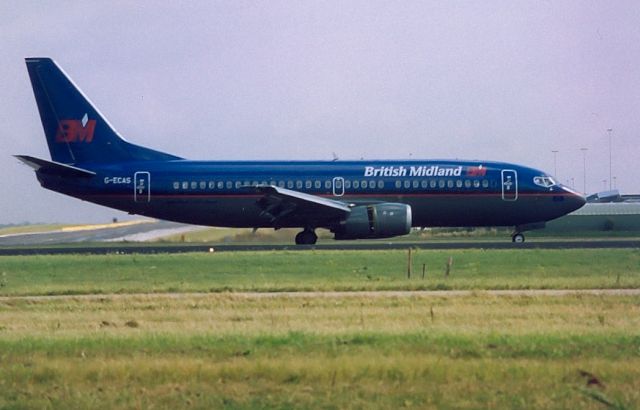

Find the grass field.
[
  {"left": 1, "top": 249, "right": 639, "bottom": 296},
  {"left": 1, "top": 293, "right": 639, "bottom": 409},
  {"left": 1, "top": 249, "right": 639, "bottom": 408}
]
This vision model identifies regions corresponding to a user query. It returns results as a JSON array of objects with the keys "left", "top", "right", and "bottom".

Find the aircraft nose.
[{"left": 563, "top": 187, "right": 587, "bottom": 213}]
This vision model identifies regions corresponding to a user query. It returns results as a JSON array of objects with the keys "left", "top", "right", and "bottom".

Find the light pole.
[
  {"left": 607, "top": 128, "right": 613, "bottom": 190},
  {"left": 551, "top": 150, "right": 559, "bottom": 177},
  {"left": 613, "top": 176, "right": 617, "bottom": 189},
  {"left": 580, "top": 147, "right": 588, "bottom": 194}
]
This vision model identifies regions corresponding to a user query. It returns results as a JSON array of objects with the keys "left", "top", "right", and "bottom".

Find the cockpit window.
[{"left": 533, "top": 176, "right": 556, "bottom": 188}]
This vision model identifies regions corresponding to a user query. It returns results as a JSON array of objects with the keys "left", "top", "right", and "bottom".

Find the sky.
[{"left": 1, "top": 1, "right": 639, "bottom": 224}]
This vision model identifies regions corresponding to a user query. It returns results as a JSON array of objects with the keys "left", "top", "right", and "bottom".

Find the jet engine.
[{"left": 333, "top": 203, "right": 412, "bottom": 240}]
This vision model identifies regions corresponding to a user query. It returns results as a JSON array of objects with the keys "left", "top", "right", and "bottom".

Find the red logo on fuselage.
[
  {"left": 55, "top": 119, "right": 96, "bottom": 143},
  {"left": 466, "top": 166, "right": 487, "bottom": 177}
]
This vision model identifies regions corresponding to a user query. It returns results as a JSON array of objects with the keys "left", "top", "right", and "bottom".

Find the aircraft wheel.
[
  {"left": 512, "top": 233, "right": 525, "bottom": 243},
  {"left": 295, "top": 230, "right": 317, "bottom": 245}
]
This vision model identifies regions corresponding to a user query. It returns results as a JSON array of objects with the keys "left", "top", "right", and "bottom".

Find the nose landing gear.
[
  {"left": 511, "top": 222, "right": 544, "bottom": 244},
  {"left": 295, "top": 229, "right": 317, "bottom": 245}
]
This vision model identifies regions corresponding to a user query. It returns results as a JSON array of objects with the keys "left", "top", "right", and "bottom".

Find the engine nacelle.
[{"left": 333, "top": 203, "right": 412, "bottom": 240}]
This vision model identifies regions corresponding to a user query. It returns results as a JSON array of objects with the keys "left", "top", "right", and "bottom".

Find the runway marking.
[
  {"left": 60, "top": 219, "right": 154, "bottom": 232},
  {"left": 1, "top": 288, "right": 639, "bottom": 302}
]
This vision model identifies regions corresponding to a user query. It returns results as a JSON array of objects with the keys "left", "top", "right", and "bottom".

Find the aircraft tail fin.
[{"left": 25, "top": 57, "right": 181, "bottom": 165}]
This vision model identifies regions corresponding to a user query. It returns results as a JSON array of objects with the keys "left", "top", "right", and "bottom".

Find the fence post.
[{"left": 445, "top": 256, "right": 453, "bottom": 277}]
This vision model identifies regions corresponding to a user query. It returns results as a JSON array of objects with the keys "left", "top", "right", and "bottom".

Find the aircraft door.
[
  {"left": 332, "top": 177, "right": 344, "bottom": 197},
  {"left": 134, "top": 172, "right": 150, "bottom": 202},
  {"left": 501, "top": 169, "right": 518, "bottom": 201}
]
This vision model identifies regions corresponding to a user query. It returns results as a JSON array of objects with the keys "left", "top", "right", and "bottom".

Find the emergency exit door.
[{"left": 332, "top": 177, "right": 344, "bottom": 196}]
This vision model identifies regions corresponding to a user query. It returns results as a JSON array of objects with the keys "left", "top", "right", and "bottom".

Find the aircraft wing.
[{"left": 252, "top": 185, "right": 351, "bottom": 227}]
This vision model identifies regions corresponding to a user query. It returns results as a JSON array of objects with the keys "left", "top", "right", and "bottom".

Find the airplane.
[{"left": 16, "top": 57, "right": 586, "bottom": 245}]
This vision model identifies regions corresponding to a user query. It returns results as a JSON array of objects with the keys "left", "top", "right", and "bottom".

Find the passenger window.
[
  {"left": 278, "top": 181, "right": 285, "bottom": 188},
  {"left": 430, "top": 180, "right": 437, "bottom": 188},
  {"left": 353, "top": 180, "right": 360, "bottom": 189},
  {"left": 345, "top": 180, "right": 352, "bottom": 189},
  {"left": 378, "top": 180, "right": 384, "bottom": 189},
  {"left": 473, "top": 180, "right": 480, "bottom": 188},
  {"left": 287, "top": 181, "right": 294, "bottom": 189},
  {"left": 325, "top": 180, "right": 332, "bottom": 189},
  {"left": 412, "top": 180, "right": 419, "bottom": 188},
  {"left": 182, "top": 181, "right": 188, "bottom": 189},
  {"left": 362, "top": 180, "right": 368, "bottom": 189},
  {"left": 482, "top": 180, "right": 489, "bottom": 188},
  {"left": 314, "top": 180, "right": 321, "bottom": 189},
  {"left": 447, "top": 180, "right": 454, "bottom": 188},
  {"left": 404, "top": 180, "right": 410, "bottom": 189},
  {"left": 217, "top": 181, "right": 224, "bottom": 189},
  {"left": 395, "top": 180, "right": 401, "bottom": 189},
  {"left": 464, "top": 180, "right": 471, "bottom": 188},
  {"left": 235, "top": 181, "right": 242, "bottom": 189},
  {"left": 421, "top": 180, "right": 428, "bottom": 188},
  {"left": 190, "top": 181, "right": 197, "bottom": 189},
  {"left": 438, "top": 180, "right": 445, "bottom": 188},
  {"left": 270, "top": 180, "right": 276, "bottom": 186},
  {"left": 226, "top": 181, "right": 232, "bottom": 189},
  {"left": 200, "top": 181, "right": 206, "bottom": 189},
  {"left": 173, "top": 182, "right": 179, "bottom": 190},
  {"left": 305, "top": 180, "right": 312, "bottom": 189},
  {"left": 208, "top": 181, "right": 215, "bottom": 189},
  {"left": 261, "top": 181, "right": 267, "bottom": 186},
  {"left": 296, "top": 181, "right": 303, "bottom": 189}
]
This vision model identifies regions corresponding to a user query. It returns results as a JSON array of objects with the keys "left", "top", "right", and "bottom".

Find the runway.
[
  {"left": 0, "top": 220, "right": 201, "bottom": 246},
  {"left": 0, "top": 239, "right": 639, "bottom": 255}
]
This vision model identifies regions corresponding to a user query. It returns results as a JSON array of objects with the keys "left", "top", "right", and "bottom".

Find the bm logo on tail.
[{"left": 55, "top": 114, "right": 96, "bottom": 143}]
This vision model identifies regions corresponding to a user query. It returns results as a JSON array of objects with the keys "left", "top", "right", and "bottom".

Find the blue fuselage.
[{"left": 37, "top": 159, "right": 585, "bottom": 231}]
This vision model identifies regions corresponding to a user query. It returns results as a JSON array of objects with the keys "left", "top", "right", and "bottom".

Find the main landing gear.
[
  {"left": 295, "top": 229, "right": 317, "bottom": 245},
  {"left": 511, "top": 232, "right": 525, "bottom": 243}
]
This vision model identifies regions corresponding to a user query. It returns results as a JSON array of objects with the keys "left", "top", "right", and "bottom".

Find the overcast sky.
[{"left": 1, "top": 1, "right": 638, "bottom": 224}]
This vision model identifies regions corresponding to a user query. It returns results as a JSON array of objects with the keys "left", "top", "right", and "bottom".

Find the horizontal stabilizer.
[{"left": 15, "top": 155, "right": 96, "bottom": 177}]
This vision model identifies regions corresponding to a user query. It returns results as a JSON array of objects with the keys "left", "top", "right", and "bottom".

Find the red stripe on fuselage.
[{"left": 82, "top": 192, "right": 575, "bottom": 199}]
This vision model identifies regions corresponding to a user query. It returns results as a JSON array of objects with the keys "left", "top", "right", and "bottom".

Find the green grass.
[
  {"left": 1, "top": 249, "right": 639, "bottom": 296},
  {"left": 1, "top": 250, "right": 639, "bottom": 408},
  {"left": 1, "top": 293, "right": 639, "bottom": 409},
  {"left": 4, "top": 345, "right": 636, "bottom": 409}
]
